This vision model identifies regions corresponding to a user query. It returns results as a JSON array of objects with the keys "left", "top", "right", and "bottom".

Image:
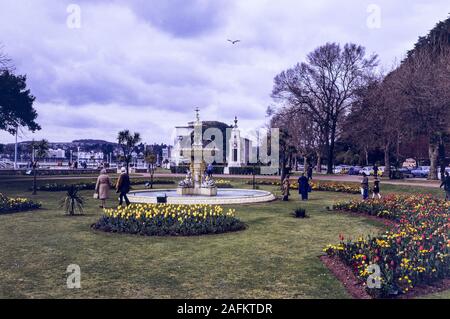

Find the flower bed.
[
  {"left": 0, "top": 193, "right": 41, "bottom": 214},
  {"left": 215, "top": 179, "right": 233, "bottom": 188},
  {"left": 324, "top": 195, "right": 450, "bottom": 298},
  {"left": 249, "top": 180, "right": 362, "bottom": 194},
  {"left": 92, "top": 204, "right": 246, "bottom": 236},
  {"left": 34, "top": 179, "right": 175, "bottom": 192}
]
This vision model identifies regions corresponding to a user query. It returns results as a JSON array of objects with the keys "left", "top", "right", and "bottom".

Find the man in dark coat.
[
  {"left": 307, "top": 166, "right": 313, "bottom": 180},
  {"left": 440, "top": 172, "right": 450, "bottom": 201},
  {"left": 298, "top": 173, "right": 310, "bottom": 201},
  {"left": 116, "top": 167, "right": 131, "bottom": 206},
  {"left": 373, "top": 164, "right": 379, "bottom": 177}
]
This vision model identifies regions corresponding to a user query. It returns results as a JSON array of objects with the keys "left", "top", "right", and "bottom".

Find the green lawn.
[{"left": 0, "top": 178, "right": 448, "bottom": 299}]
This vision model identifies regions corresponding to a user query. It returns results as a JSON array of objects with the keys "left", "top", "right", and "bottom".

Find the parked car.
[
  {"left": 333, "top": 165, "right": 351, "bottom": 174},
  {"left": 411, "top": 166, "right": 430, "bottom": 178},
  {"left": 359, "top": 166, "right": 373, "bottom": 176},
  {"left": 333, "top": 165, "right": 344, "bottom": 174},
  {"left": 376, "top": 166, "right": 386, "bottom": 177},
  {"left": 348, "top": 166, "right": 362, "bottom": 175},
  {"left": 398, "top": 167, "right": 413, "bottom": 178}
]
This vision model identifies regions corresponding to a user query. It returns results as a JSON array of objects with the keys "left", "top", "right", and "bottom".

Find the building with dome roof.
[{"left": 171, "top": 114, "right": 253, "bottom": 170}]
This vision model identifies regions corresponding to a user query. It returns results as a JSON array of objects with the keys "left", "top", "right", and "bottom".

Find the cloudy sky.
[{"left": 0, "top": 0, "right": 449, "bottom": 144}]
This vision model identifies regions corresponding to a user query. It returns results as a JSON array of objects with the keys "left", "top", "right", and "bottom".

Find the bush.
[
  {"left": 170, "top": 165, "right": 225, "bottom": 175},
  {"left": 215, "top": 179, "right": 233, "bottom": 188},
  {"left": 228, "top": 166, "right": 261, "bottom": 175},
  {"left": 59, "top": 185, "right": 85, "bottom": 216},
  {"left": 0, "top": 193, "right": 41, "bottom": 214},
  {"left": 92, "top": 204, "right": 246, "bottom": 236},
  {"left": 170, "top": 165, "right": 279, "bottom": 176},
  {"left": 34, "top": 179, "right": 175, "bottom": 192},
  {"left": 249, "top": 180, "right": 363, "bottom": 194},
  {"left": 324, "top": 195, "right": 450, "bottom": 298},
  {"left": 293, "top": 208, "right": 307, "bottom": 218}
]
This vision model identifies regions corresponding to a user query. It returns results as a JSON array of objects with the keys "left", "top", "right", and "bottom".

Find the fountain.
[
  {"left": 127, "top": 109, "right": 275, "bottom": 205},
  {"left": 176, "top": 108, "right": 218, "bottom": 196}
]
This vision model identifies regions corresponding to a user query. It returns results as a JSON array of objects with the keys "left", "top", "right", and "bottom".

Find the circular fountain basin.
[{"left": 128, "top": 188, "right": 276, "bottom": 205}]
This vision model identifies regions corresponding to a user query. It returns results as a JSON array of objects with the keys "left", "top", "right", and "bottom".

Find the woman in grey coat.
[{"left": 95, "top": 169, "right": 111, "bottom": 208}]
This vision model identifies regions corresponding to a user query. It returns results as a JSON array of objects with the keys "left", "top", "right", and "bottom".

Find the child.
[
  {"left": 361, "top": 173, "right": 369, "bottom": 200},
  {"left": 282, "top": 175, "right": 290, "bottom": 201},
  {"left": 372, "top": 177, "right": 381, "bottom": 199}
]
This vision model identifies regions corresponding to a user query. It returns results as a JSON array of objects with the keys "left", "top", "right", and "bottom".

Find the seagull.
[{"left": 227, "top": 39, "right": 241, "bottom": 45}]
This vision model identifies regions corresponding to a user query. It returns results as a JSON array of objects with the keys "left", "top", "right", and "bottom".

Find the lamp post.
[
  {"left": 14, "top": 126, "right": 18, "bottom": 170},
  {"left": 252, "top": 162, "right": 257, "bottom": 190},
  {"left": 77, "top": 146, "right": 80, "bottom": 168}
]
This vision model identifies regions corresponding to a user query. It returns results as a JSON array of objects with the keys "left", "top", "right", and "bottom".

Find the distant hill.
[{"left": 72, "top": 139, "right": 117, "bottom": 145}]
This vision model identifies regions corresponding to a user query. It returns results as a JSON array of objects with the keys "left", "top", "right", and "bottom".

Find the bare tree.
[
  {"left": 393, "top": 50, "right": 450, "bottom": 179},
  {"left": 270, "top": 105, "right": 324, "bottom": 173},
  {"left": 344, "top": 73, "right": 404, "bottom": 177},
  {"left": 0, "top": 44, "right": 12, "bottom": 72},
  {"left": 272, "top": 43, "right": 378, "bottom": 174}
]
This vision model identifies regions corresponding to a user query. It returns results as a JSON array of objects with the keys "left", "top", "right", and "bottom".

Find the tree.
[
  {"left": 269, "top": 105, "right": 323, "bottom": 174},
  {"left": 0, "top": 70, "right": 40, "bottom": 135},
  {"left": 117, "top": 130, "right": 141, "bottom": 174},
  {"left": 145, "top": 152, "right": 157, "bottom": 189},
  {"left": 31, "top": 139, "right": 49, "bottom": 195},
  {"left": 272, "top": 42, "right": 378, "bottom": 174},
  {"left": 393, "top": 50, "right": 450, "bottom": 180},
  {"left": 344, "top": 74, "right": 406, "bottom": 178},
  {"left": 0, "top": 45, "right": 12, "bottom": 72},
  {"left": 390, "top": 16, "right": 450, "bottom": 180},
  {"left": 1, "top": 46, "right": 40, "bottom": 172}
]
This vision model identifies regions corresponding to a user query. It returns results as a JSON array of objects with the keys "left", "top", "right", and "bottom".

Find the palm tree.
[
  {"left": 145, "top": 152, "right": 157, "bottom": 189},
  {"left": 60, "top": 185, "right": 84, "bottom": 216},
  {"left": 117, "top": 130, "right": 141, "bottom": 174},
  {"left": 31, "top": 139, "right": 49, "bottom": 195}
]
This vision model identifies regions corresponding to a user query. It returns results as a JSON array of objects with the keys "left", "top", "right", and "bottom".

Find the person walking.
[
  {"left": 95, "top": 169, "right": 111, "bottom": 208},
  {"left": 440, "top": 172, "right": 450, "bottom": 201},
  {"left": 361, "top": 173, "right": 369, "bottom": 200},
  {"left": 206, "top": 163, "right": 214, "bottom": 178},
  {"left": 282, "top": 175, "right": 290, "bottom": 201},
  {"left": 116, "top": 167, "right": 131, "bottom": 206},
  {"left": 373, "top": 164, "right": 379, "bottom": 177},
  {"left": 307, "top": 166, "right": 313, "bottom": 180},
  {"left": 372, "top": 177, "right": 381, "bottom": 199},
  {"left": 298, "top": 173, "right": 310, "bottom": 201}
]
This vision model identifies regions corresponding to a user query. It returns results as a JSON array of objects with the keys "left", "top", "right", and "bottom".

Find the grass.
[{"left": 0, "top": 177, "right": 448, "bottom": 299}]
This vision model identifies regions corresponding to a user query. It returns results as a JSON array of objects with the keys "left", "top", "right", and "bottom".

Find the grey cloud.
[{"left": 1, "top": 0, "right": 450, "bottom": 144}]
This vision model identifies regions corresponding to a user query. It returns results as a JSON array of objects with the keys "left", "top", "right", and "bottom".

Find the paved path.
[{"left": 1, "top": 172, "right": 441, "bottom": 188}]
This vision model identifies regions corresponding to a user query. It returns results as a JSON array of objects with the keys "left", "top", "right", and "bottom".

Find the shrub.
[
  {"left": 215, "top": 179, "right": 233, "bottom": 188},
  {"left": 293, "top": 208, "right": 307, "bottom": 218},
  {"left": 34, "top": 179, "right": 175, "bottom": 192},
  {"left": 324, "top": 195, "right": 450, "bottom": 298},
  {"left": 171, "top": 165, "right": 225, "bottom": 175},
  {"left": 59, "top": 185, "right": 85, "bottom": 216},
  {"left": 0, "top": 193, "right": 41, "bottom": 214},
  {"left": 92, "top": 204, "right": 246, "bottom": 236},
  {"left": 249, "top": 180, "right": 363, "bottom": 194}
]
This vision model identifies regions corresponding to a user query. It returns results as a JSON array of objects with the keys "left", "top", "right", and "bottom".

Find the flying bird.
[{"left": 227, "top": 39, "right": 241, "bottom": 45}]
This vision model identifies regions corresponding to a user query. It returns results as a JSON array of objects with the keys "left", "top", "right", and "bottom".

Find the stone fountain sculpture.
[
  {"left": 177, "top": 109, "right": 218, "bottom": 196},
  {"left": 178, "top": 169, "right": 193, "bottom": 188}
]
